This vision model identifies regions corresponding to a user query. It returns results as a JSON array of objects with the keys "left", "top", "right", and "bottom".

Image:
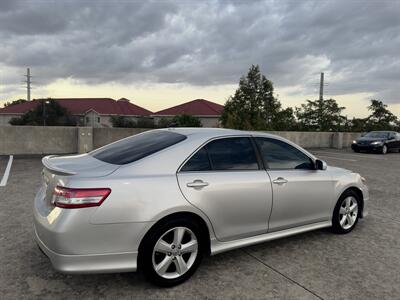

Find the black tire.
[
  {"left": 353, "top": 148, "right": 360, "bottom": 153},
  {"left": 331, "top": 190, "right": 361, "bottom": 234},
  {"left": 138, "top": 217, "right": 204, "bottom": 287}
]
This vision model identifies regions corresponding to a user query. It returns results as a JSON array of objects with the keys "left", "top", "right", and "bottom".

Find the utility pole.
[
  {"left": 319, "top": 72, "right": 324, "bottom": 101},
  {"left": 24, "top": 68, "right": 32, "bottom": 101}
]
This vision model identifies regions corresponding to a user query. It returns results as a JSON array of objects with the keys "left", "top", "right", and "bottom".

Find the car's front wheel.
[
  {"left": 331, "top": 190, "right": 360, "bottom": 234},
  {"left": 139, "top": 218, "right": 204, "bottom": 287},
  {"left": 381, "top": 144, "right": 388, "bottom": 154}
]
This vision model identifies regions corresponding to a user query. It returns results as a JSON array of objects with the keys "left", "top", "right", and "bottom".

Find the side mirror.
[
  {"left": 388, "top": 136, "right": 395, "bottom": 140},
  {"left": 315, "top": 159, "right": 327, "bottom": 170}
]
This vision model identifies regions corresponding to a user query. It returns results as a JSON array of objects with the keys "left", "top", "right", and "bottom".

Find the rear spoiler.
[{"left": 42, "top": 155, "right": 77, "bottom": 176}]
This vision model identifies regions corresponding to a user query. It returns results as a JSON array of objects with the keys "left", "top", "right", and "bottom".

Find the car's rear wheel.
[
  {"left": 139, "top": 218, "right": 204, "bottom": 287},
  {"left": 331, "top": 190, "right": 360, "bottom": 234}
]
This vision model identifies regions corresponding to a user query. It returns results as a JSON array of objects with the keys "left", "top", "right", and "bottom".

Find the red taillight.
[{"left": 52, "top": 186, "right": 111, "bottom": 209}]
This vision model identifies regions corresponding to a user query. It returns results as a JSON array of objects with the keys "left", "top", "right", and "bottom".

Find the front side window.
[
  {"left": 255, "top": 137, "right": 314, "bottom": 170},
  {"left": 181, "top": 137, "right": 259, "bottom": 171},
  {"left": 91, "top": 130, "right": 186, "bottom": 165}
]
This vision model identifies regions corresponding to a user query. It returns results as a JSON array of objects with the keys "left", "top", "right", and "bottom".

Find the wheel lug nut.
[
  {"left": 167, "top": 252, "right": 171, "bottom": 256},
  {"left": 178, "top": 245, "right": 181, "bottom": 249},
  {"left": 171, "top": 245, "right": 175, "bottom": 249}
]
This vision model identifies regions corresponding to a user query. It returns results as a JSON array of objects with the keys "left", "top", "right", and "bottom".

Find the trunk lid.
[{"left": 42, "top": 154, "right": 120, "bottom": 177}]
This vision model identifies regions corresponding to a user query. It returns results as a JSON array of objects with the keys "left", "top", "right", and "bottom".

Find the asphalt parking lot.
[{"left": 0, "top": 149, "right": 399, "bottom": 299}]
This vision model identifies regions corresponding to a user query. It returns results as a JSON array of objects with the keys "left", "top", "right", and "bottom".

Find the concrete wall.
[
  {"left": 0, "top": 126, "right": 78, "bottom": 155},
  {"left": 0, "top": 126, "right": 363, "bottom": 155},
  {"left": 93, "top": 127, "right": 150, "bottom": 149}
]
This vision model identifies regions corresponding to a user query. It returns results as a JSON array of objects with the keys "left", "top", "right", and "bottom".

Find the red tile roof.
[
  {"left": 154, "top": 99, "right": 224, "bottom": 116},
  {"left": 0, "top": 98, "right": 152, "bottom": 116}
]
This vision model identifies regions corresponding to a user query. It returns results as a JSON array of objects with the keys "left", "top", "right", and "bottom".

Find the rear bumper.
[
  {"left": 34, "top": 226, "right": 138, "bottom": 274},
  {"left": 33, "top": 188, "right": 154, "bottom": 274}
]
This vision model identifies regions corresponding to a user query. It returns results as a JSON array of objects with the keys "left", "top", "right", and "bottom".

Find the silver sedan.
[{"left": 33, "top": 128, "right": 368, "bottom": 286}]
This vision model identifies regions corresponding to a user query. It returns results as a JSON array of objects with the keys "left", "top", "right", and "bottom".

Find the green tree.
[
  {"left": 365, "top": 99, "right": 397, "bottom": 131},
  {"left": 110, "top": 116, "right": 136, "bottom": 127},
  {"left": 348, "top": 117, "right": 367, "bottom": 132},
  {"left": 273, "top": 107, "right": 298, "bottom": 131},
  {"left": 221, "top": 65, "right": 294, "bottom": 130},
  {"left": 136, "top": 118, "right": 155, "bottom": 128},
  {"left": 110, "top": 116, "right": 155, "bottom": 128},
  {"left": 9, "top": 99, "right": 76, "bottom": 126},
  {"left": 295, "top": 98, "right": 346, "bottom": 131},
  {"left": 157, "top": 117, "right": 174, "bottom": 128},
  {"left": 4, "top": 99, "right": 27, "bottom": 107},
  {"left": 171, "top": 114, "right": 202, "bottom": 127}
]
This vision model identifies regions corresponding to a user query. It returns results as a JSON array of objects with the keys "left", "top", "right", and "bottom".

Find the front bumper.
[
  {"left": 360, "top": 184, "right": 369, "bottom": 218},
  {"left": 352, "top": 143, "right": 383, "bottom": 152}
]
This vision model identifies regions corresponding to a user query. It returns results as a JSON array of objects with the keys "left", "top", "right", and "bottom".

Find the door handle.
[
  {"left": 272, "top": 177, "right": 288, "bottom": 185},
  {"left": 187, "top": 180, "right": 209, "bottom": 189}
]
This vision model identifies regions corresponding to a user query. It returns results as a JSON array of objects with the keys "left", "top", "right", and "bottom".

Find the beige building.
[{"left": 0, "top": 98, "right": 152, "bottom": 127}]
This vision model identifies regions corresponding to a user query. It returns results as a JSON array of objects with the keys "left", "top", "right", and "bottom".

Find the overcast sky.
[{"left": 0, "top": 0, "right": 399, "bottom": 116}]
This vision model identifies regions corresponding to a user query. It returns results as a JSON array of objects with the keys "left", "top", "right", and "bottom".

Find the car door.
[
  {"left": 177, "top": 136, "right": 273, "bottom": 242},
  {"left": 255, "top": 137, "right": 335, "bottom": 232}
]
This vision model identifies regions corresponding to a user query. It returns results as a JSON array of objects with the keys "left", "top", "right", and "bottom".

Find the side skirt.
[{"left": 210, "top": 221, "right": 332, "bottom": 255}]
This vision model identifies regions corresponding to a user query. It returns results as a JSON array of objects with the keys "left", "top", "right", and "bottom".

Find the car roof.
[{"left": 160, "top": 127, "right": 279, "bottom": 139}]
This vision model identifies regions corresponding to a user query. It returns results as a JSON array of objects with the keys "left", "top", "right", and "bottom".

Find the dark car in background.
[{"left": 352, "top": 131, "right": 400, "bottom": 154}]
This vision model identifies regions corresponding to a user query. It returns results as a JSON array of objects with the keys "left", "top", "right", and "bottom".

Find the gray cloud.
[{"left": 0, "top": 0, "right": 399, "bottom": 103}]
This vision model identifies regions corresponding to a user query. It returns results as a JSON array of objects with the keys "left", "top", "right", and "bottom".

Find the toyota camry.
[{"left": 34, "top": 128, "right": 368, "bottom": 286}]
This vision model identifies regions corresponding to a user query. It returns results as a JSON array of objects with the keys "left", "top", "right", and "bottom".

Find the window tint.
[
  {"left": 181, "top": 147, "right": 211, "bottom": 172},
  {"left": 365, "top": 131, "right": 389, "bottom": 138},
  {"left": 206, "top": 137, "right": 259, "bottom": 170},
  {"left": 256, "top": 138, "right": 314, "bottom": 170},
  {"left": 90, "top": 130, "right": 186, "bottom": 165}
]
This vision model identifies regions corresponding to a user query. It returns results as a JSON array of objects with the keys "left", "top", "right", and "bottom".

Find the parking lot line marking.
[
  {"left": 316, "top": 155, "right": 357, "bottom": 162},
  {"left": 0, "top": 155, "right": 13, "bottom": 187},
  {"left": 243, "top": 250, "right": 324, "bottom": 300}
]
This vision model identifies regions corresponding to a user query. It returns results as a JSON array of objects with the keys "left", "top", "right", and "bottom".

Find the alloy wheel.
[
  {"left": 382, "top": 145, "right": 387, "bottom": 154},
  {"left": 152, "top": 227, "right": 198, "bottom": 279},
  {"left": 339, "top": 196, "right": 358, "bottom": 230}
]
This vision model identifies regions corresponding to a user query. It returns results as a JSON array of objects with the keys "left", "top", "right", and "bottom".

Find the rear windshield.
[{"left": 90, "top": 130, "right": 187, "bottom": 165}]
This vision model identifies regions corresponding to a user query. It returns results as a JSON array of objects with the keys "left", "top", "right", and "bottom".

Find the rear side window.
[
  {"left": 255, "top": 137, "right": 314, "bottom": 170},
  {"left": 181, "top": 137, "right": 259, "bottom": 171},
  {"left": 181, "top": 147, "right": 211, "bottom": 172},
  {"left": 90, "top": 130, "right": 186, "bottom": 165}
]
